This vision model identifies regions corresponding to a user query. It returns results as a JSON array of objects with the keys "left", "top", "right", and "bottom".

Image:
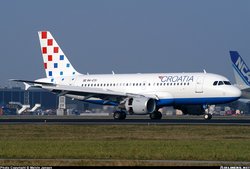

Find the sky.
[{"left": 0, "top": 0, "right": 249, "bottom": 87}]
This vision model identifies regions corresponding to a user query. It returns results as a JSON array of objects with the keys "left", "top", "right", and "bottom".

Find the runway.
[{"left": 0, "top": 115, "right": 250, "bottom": 125}]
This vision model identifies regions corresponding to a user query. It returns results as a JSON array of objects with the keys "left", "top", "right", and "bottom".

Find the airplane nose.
[{"left": 230, "top": 86, "right": 242, "bottom": 98}]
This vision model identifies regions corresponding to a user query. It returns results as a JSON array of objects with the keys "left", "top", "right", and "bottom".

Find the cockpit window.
[
  {"left": 213, "top": 80, "right": 231, "bottom": 86},
  {"left": 218, "top": 81, "right": 224, "bottom": 85},
  {"left": 213, "top": 81, "right": 218, "bottom": 86},
  {"left": 223, "top": 81, "right": 231, "bottom": 85}
]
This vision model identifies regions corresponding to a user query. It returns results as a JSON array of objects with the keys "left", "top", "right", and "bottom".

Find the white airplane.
[
  {"left": 12, "top": 31, "right": 241, "bottom": 120},
  {"left": 230, "top": 51, "right": 250, "bottom": 101}
]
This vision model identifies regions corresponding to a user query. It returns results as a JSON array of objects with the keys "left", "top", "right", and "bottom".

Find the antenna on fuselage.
[
  {"left": 203, "top": 69, "right": 207, "bottom": 74},
  {"left": 112, "top": 71, "right": 115, "bottom": 75}
]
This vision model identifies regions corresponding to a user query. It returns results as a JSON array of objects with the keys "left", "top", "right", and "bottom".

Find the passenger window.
[
  {"left": 213, "top": 81, "right": 218, "bottom": 86},
  {"left": 218, "top": 81, "right": 224, "bottom": 85}
]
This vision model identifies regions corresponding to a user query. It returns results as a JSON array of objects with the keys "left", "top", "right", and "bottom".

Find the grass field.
[{"left": 0, "top": 124, "right": 250, "bottom": 166}]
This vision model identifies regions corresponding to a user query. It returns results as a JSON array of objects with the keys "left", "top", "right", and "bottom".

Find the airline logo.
[
  {"left": 158, "top": 75, "right": 194, "bottom": 83},
  {"left": 38, "top": 31, "right": 77, "bottom": 78},
  {"left": 230, "top": 51, "right": 250, "bottom": 86}
]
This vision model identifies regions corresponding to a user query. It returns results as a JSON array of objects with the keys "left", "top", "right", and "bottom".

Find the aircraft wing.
[
  {"left": 11, "top": 79, "right": 55, "bottom": 85},
  {"left": 11, "top": 79, "right": 160, "bottom": 103},
  {"left": 237, "top": 98, "right": 250, "bottom": 104},
  {"left": 242, "top": 88, "right": 250, "bottom": 92}
]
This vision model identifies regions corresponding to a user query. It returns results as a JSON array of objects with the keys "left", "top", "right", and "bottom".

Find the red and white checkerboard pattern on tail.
[{"left": 38, "top": 31, "right": 80, "bottom": 78}]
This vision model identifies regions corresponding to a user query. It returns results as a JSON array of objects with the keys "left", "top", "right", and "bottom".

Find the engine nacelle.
[
  {"left": 125, "top": 97, "right": 156, "bottom": 114},
  {"left": 174, "top": 105, "right": 205, "bottom": 115}
]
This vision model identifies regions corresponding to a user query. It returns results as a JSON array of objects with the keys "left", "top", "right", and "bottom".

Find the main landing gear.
[
  {"left": 113, "top": 111, "right": 126, "bottom": 120},
  {"left": 113, "top": 110, "right": 163, "bottom": 120},
  {"left": 149, "top": 111, "right": 162, "bottom": 120}
]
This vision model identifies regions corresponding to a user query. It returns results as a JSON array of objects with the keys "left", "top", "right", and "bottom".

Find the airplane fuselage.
[{"left": 37, "top": 72, "right": 241, "bottom": 107}]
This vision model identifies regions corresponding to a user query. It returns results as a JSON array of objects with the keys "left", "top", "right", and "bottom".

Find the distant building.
[
  {"left": 0, "top": 87, "right": 57, "bottom": 110},
  {"left": 0, "top": 87, "right": 95, "bottom": 115}
]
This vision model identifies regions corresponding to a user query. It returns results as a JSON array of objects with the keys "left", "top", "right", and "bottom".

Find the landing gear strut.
[
  {"left": 113, "top": 111, "right": 126, "bottom": 120},
  {"left": 149, "top": 111, "right": 162, "bottom": 120},
  {"left": 203, "top": 105, "right": 212, "bottom": 120}
]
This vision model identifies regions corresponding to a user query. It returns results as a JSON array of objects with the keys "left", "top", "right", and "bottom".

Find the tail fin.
[
  {"left": 38, "top": 31, "right": 80, "bottom": 78},
  {"left": 230, "top": 51, "right": 250, "bottom": 88}
]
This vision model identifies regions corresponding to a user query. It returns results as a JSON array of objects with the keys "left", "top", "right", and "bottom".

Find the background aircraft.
[{"left": 230, "top": 51, "right": 250, "bottom": 102}]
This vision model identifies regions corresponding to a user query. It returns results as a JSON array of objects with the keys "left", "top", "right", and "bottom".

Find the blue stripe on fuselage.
[
  {"left": 157, "top": 97, "right": 239, "bottom": 106},
  {"left": 83, "top": 97, "right": 240, "bottom": 107}
]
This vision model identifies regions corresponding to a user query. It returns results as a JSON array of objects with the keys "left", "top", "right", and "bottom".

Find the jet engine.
[{"left": 125, "top": 97, "right": 156, "bottom": 114}]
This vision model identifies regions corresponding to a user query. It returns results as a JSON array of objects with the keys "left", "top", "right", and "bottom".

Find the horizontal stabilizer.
[{"left": 10, "top": 79, "right": 55, "bottom": 85}]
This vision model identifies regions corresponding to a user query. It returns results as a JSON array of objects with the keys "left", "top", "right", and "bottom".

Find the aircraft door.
[{"left": 195, "top": 76, "right": 204, "bottom": 93}]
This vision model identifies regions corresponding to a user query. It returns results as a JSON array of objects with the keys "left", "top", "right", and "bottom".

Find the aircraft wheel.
[
  {"left": 150, "top": 111, "right": 162, "bottom": 120},
  {"left": 120, "top": 111, "right": 127, "bottom": 120},
  {"left": 113, "top": 111, "right": 126, "bottom": 120},
  {"left": 204, "top": 114, "right": 212, "bottom": 120}
]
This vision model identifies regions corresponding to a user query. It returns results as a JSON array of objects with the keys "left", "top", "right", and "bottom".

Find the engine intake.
[{"left": 125, "top": 97, "right": 156, "bottom": 114}]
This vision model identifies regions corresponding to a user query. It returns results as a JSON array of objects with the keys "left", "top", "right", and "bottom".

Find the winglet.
[{"left": 23, "top": 82, "right": 31, "bottom": 90}]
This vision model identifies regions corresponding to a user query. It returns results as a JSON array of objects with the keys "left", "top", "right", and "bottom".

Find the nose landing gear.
[{"left": 204, "top": 113, "right": 212, "bottom": 120}]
